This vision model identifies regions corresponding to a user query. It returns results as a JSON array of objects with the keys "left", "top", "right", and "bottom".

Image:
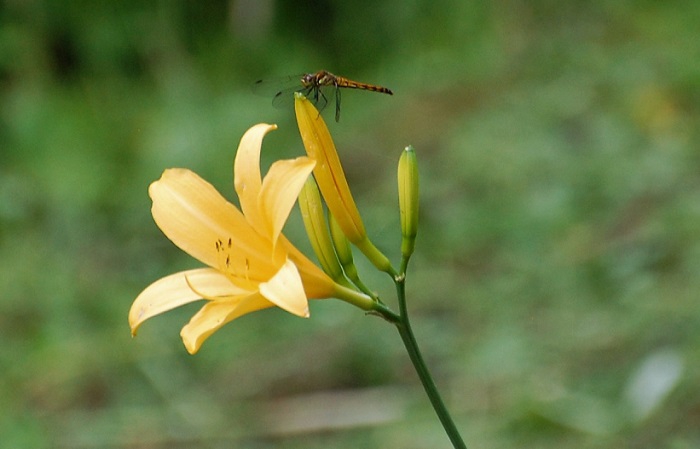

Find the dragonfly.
[{"left": 253, "top": 70, "right": 393, "bottom": 122}]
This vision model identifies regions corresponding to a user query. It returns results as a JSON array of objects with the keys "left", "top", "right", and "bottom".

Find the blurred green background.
[{"left": 2, "top": 1, "right": 699, "bottom": 448}]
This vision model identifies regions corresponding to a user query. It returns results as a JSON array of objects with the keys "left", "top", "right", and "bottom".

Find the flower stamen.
[{"left": 215, "top": 237, "right": 254, "bottom": 287}]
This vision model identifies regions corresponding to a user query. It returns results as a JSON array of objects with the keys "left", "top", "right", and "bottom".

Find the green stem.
[{"left": 394, "top": 277, "right": 467, "bottom": 449}]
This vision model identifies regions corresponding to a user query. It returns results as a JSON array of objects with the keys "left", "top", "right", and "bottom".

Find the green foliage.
[{"left": 1, "top": 1, "right": 699, "bottom": 447}]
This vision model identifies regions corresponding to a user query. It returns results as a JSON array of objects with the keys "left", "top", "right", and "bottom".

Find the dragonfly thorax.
[{"left": 301, "top": 71, "right": 336, "bottom": 88}]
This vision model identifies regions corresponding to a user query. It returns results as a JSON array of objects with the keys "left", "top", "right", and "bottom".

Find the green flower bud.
[
  {"left": 298, "top": 177, "right": 346, "bottom": 283},
  {"left": 329, "top": 213, "right": 361, "bottom": 283},
  {"left": 398, "top": 145, "right": 419, "bottom": 261}
]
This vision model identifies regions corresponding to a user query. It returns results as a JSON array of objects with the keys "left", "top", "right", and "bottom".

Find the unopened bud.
[
  {"left": 298, "top": 177, "right": 345, "bottom": 283},
  {"left": 398, "top": 145, "right": 419, "bottom": 260}
]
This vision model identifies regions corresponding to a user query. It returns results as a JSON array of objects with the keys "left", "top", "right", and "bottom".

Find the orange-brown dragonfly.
[{"left": 253, "top": 70, "right": 393, "bottom": 122}]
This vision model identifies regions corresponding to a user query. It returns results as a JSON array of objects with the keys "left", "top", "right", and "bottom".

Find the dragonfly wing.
[
  {"left": 271, "top": 84, "right": 324, "bottom": 110},
  {"left": 252, "top": 74, "right": 303, "bottom": 96},
  {"left": 254, "top": 74, "right": 337, "bottom": 119},
  {"left": 271, "top": 87, "right": 302, "bottom": 109}
]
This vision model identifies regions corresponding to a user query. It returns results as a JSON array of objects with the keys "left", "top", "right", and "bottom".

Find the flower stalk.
[{"left": 394, "top": 277, "right": 467, "bottom": 449}]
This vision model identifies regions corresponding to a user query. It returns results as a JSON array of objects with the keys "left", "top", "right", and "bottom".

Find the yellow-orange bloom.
[{"left": 129, "top": 123, "right": 362, "bottom": 354}]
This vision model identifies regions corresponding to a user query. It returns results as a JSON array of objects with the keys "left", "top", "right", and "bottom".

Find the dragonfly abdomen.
[{"left": 334, "top": 76, "right": 393, "bottom": 95}]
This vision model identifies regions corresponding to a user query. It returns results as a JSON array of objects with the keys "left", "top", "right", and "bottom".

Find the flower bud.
[
  {"left": 398, "top": 145, "right": 419, "bottom": 260},
  {"left": 298, "top": 177, "right": 346, "bottom": 283},
  {"left": 329, "top": 213, "right": 361, "bottom": 283},
  {"left": 295, "top": 93, "right": 396, "bottom": 276},
  {"left": 295, "top": 93, "right": 366, "bottom": 243}
]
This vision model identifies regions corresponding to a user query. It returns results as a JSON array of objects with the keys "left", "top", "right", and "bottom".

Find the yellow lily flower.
[{"left": 129, "top": 123, "right": 371, "bottom": 354}]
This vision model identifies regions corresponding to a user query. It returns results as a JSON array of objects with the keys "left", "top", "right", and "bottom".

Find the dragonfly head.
[{"left": 301, "top": 73, "right": 315, "bottom": 87}]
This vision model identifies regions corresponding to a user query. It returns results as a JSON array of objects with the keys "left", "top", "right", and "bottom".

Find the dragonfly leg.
[
  {"left": 317, "top": 90, "right": 329, "bottom": 119},
  {"left": 305, "top": 86, "right": 323, "bottom": 119},
  {"left": 335, "top": 87, "right": 341, "bottom": 122}
]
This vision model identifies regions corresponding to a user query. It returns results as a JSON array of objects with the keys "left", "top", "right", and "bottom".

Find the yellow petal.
[
  {"left": 294, "top": 95, "right": 366, "bottom": 243},
  {"left": 129, "top": 268, "right": 239, "bottom": 335},
  {"left": 150, "top": 168, "right": 273, "bottom": 272},
  {"left": 185, "top": 268, "right": 254, "bottom": 300},
  {"left": 259, "top": 156, "right": 316, "bottom": 243},
  {"left": 259, "top": 258, "right": 309, "bottom": 317},
  {"left": 234, "top": 123, "right": 277, "bottom": 231},
  {"left": 180, "top": 293, "right": 272, "bottom": 354},
  {"left": 279, "top": 234, "right": 339, "bottom": 298}
]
